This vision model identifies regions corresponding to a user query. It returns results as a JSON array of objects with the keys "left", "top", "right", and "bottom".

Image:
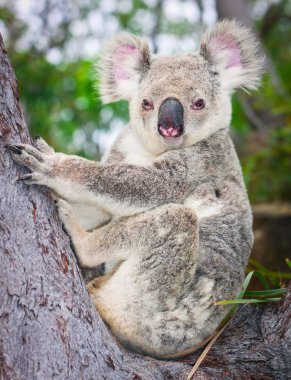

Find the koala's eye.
[
  {"left": 191, "top": 98, "right": 205, "bottom": 110},
  {"left": 142, "top": 99, "right": 154, "bottom": 111}
]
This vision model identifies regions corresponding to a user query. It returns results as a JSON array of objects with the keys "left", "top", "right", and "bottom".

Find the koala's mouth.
[
  {"left": 158, "top": 98, "right": 184, "bottom": 144},
  {"left": 158, "top": 123, "right": 184, "bottom": 138}
]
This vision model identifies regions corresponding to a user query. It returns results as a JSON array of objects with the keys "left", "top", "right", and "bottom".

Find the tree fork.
[{"left": 0, "top": 34, "right": 290, "bottom": 380}]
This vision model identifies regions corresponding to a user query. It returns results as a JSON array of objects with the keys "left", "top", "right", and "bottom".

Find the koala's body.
[{"left": 7, "top": 21, "right": 263, "bottom": 357}]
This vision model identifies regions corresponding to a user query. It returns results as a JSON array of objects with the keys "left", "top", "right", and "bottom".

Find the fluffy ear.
[
  {"left": 199, "top": 20, "right": 264, "bottom": 92},
  {"left": 98, "top": 33, "right": 151, "bottom": 103}
]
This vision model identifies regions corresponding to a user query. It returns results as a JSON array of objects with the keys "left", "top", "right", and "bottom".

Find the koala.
[{"left": 6, "top": 20, "right": 263, "bottom": 357}]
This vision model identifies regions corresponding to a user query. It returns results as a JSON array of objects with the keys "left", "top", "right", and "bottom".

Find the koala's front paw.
[
  {"left": 5, "top": 139, "right": 56, "bottom": 186},
  {"left": 33, "top": 135, "right": 55, "bottom": 154}
]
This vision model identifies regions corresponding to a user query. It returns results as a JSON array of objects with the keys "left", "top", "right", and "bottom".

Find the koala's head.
[{"left": 99, "top": 20, "right": 263, "bottom": 155}]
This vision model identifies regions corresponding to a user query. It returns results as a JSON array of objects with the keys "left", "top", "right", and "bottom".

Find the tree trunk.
[{"left": 0, "top": 34, "right": 290, "bottom": 380}]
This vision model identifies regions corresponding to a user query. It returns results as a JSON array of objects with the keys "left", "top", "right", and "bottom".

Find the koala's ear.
[
  {"left": 199, "top": 20, "right": 264, "bottom": 92},
  {"left": 99, "top": 33, "right": 151, "bottom": 103}
]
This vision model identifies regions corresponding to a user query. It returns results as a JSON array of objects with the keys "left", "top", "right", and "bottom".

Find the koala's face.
[
  {"left": 100, "top": 21, "right": 263, "bottom": 155},
  {"left": 129, "top": 54, "right": 223, "bottom": 154}
]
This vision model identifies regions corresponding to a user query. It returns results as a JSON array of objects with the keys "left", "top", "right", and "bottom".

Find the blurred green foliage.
[
  {"left": 243, "top": 125, "right": 291, "bottom": 202},
  {"left": 231, "top": 4, "right": 291, "bottom": 203},
  {"left": 14, "top": 53, "right": 129, "bottom": 158},
  {"left": 1, "top": 0, "right": 291, "bottom": 203}
]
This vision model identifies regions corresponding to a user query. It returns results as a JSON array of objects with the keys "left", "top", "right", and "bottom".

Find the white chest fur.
[{"left": 118, "top": 129, "right": 156, "bottom": 166}]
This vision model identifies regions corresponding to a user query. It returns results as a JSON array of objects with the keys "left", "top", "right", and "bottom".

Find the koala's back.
[{"left": 87, "top": 127, "right": 253, "bottom": 357}]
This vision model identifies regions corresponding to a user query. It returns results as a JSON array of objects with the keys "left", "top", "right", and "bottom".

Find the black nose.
[{"left": 158, "top": 98, "right": 184, "bottom": 138}]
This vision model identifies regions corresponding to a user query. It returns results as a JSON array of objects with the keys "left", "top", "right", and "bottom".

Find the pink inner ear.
[
  {"left": 113, "top": 44, "right": 140, "bottom": 81},
  {"left": 213, "top": 35, "right": 242, "bottom": 68}
]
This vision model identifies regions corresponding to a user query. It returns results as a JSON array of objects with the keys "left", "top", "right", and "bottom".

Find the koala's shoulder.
[
  {"left": 191, "top": 129, "right": 231, "bottom": 155},
  {"left": 181, "top": 129, "right": 239, "bottom": 172}
]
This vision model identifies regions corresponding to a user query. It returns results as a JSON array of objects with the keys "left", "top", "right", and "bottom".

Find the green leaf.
[
  {"left": 254, "top": 271, "right": 271, "bottom": 290},
  {"left": 237, "top": 271, "right": 255, "bottom": 299},
  {"left": 244, "top": 288, "right": 286, "bottom": 297},
  {"left": 248, "top": 258, "right": 291, "bottom": 284},
  {"left": 216, "top": 271, "right": 285, "bottom": 311},
  {"left": 216, "top": 271, "right": 255, "bottom": 328},
  {"left": 215, "top": 298, "right": 282, "bottom": 305}
]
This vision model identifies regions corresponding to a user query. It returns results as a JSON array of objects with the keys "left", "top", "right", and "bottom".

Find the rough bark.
[{"left": 0, "top": 34, "right": 290, "bottom": 380}]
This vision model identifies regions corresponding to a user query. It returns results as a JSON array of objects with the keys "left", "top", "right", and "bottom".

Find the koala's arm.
[
  {"left": 54, "top": 156, "right": 190, "bottom": 215},
  {"left": 6, "top": 139, "right": 192, "bottom": 216},
  {"left": 7, "top": 130, "right": 232, "bottom": 217}
]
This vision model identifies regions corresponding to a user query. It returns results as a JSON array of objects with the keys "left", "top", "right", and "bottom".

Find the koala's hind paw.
[{"left": 56, "top": 199, "right": 73, "bottom": 224}]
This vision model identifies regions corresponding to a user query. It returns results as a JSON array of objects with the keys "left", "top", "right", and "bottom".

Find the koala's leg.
[
  {"left": 57, "top": 199, "right": 132, "bottom": 267},
  {"left": 58, "top": 199, "right": 199, "bottom": 288},
  {"left": 58, "top": 200, "right": 200, "bottom": 356},
  {"left": 86, "top": 203, "right": 199, "bottom": 356}
]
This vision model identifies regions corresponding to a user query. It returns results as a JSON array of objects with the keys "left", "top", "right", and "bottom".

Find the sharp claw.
[
  {"left": 5, "top": 144, "right": 23, "bottom": 155},
  {"left": 16, "top": 174, "right": 32, "bottom": 181}
]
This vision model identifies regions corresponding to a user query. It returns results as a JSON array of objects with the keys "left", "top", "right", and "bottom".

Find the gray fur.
[{"left": 7, "top": 20, "right": 262, "bottom": 357}]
